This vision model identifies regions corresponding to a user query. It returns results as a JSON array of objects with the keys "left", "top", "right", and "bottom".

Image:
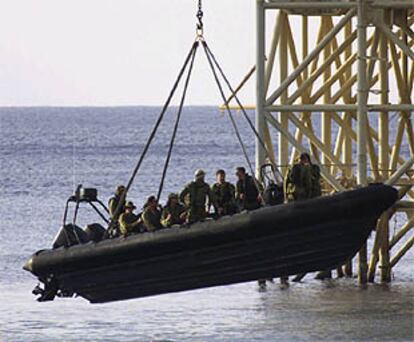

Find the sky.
[
  {"left": 0, "top": 1, "right": 403, "bottom": 106},
  {"left": 0, "top": 0, "right": 258, "bottom": 106}
]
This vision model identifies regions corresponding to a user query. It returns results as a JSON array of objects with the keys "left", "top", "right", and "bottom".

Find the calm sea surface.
[{"left": 0, "top": 107, "right": 413, "bottom": 341}]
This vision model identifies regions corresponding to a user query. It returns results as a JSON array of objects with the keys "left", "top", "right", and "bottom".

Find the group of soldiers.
[
  {"left": 108, "top": 166, "right": 263, "bottom": 236},
  {"left": 107, "top": 153, "right": 321, "bottom": 237},
  {"left": 108, "top": 153, "right": 322, "bottom": 287}
]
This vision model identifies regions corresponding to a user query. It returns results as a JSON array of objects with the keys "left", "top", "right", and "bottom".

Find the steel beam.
[
  {"left": 376, "top": 22, "right": 414, "bottom": 63},
  {"left": 264, "top": 1, "right": 356, "bottom": 10},
  {"left": 265, "top": 104, "right": 414, "bottom": 111},
  {"left": 385, "top": 156, "right": 414, "bottom": 186},
  {"left": 356, "top": 0, "right": 369, "bottom": 285},
  {"left": 256, "top": 0, "right": 267, "bottom": 178},
  {"left": 265, "top": 112, "right": 345, "bottom": 191},
  {"left": 265, "top": 8, "right": 356, "bottom": 105}
]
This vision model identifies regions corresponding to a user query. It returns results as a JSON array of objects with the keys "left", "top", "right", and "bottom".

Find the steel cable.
[
  {"left": 108, "top": 41, "right": 198, "bottom": 231},
  {"left": 201, "top": 41, "right": 260, "bottom": 188},
  {"left": 157, "top": 42, "right": 199, "bottom": 201},
  {"left": 204, "top": 42, "right": 283, "bottom": 182}
]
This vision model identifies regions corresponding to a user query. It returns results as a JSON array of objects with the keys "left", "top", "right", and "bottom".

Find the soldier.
[
  {"left": 285, "top": 153, "right": 326, "bottom": 281},
  {"left": 211, "top": 169, "right": 236, "bottom": 217},
  {"left": 285, "top": 153, "right": 312, "bottom": 202},
  {"left": 180, "top": 169, "right": 216, "bottom": 223},
  {"left": 142, "top": 196, "right": 162, "bottom": 232},
  {"left": 118, "top": 201, "right": 142, "bottom": 235},
  {"left": 235, "top": 167, "right": 261, "bottom": 211},
  {"left": 285, "top": 153, "right": 318, "bottom": 202},
  {"left": 108, "top": 185, "right": 126, "bottom": 220},
  {"left": 161, "top": 193, "right": 187, "bottom": 228},
  {"left": 310, "top": 159, "right": 322, "bottom": 198}
]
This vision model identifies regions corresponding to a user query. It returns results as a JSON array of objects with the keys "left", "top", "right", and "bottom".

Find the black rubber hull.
[{"left": 24, "top": 185, "right": 398, "bottom": 303}]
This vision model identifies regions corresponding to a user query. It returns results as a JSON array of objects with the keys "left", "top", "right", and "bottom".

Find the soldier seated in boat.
[
  {"left": 142, "top": 195, "right": 162, "bottom": 232},
  {"left": 180, "top": 169, "right": 216, "bottom": 224},
  {"left": 285, "top": 152, "right": 321, "bottom": 202},
  {"left": 119, "top": 201, "right": 142, "bottom": 235},
  {"left": 161, "top": 193, "right": 187, "bottom": 228},
  {"left": 235, "top": 167, "right": 262, "bottom": 211},
  {"left": 211, "top": 169, "right": 236, "bottom": 217},
  {"left": 108, "top": 184, "right": 126, "bottom": 220}
]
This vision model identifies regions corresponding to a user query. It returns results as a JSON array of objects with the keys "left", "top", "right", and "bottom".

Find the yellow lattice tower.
[{"left": 224, "top": 0, "right": 414, "bottom": 284}]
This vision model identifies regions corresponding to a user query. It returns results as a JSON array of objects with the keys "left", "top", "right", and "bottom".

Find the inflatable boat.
[{"left": 24, "top": 184, "right": 397, "bottom": 303}]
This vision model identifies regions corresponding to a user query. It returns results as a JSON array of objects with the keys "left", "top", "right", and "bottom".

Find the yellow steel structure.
[{"left": 225, "top": 0, "right": 414, "bottom": 284}]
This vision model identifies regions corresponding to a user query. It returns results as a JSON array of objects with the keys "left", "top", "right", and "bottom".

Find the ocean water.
[{"left": 0, "top": 106, "right": 413, "bottom": 342}]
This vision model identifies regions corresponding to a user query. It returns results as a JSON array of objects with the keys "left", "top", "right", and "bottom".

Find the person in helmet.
[
  {"left": 108, "top": 184, "right": 126, "bottom": 220},
  {"left": 160, "top": 193, "right": 187, "bottom": 228},
  {"left": 179, "top": 169, "right": 216, "bottom": 223},
  {"left": 118, "top": 201, "right": 142, "bottom": 235},
  {"left": 211, "top": 169, "right": 236, "bottom": 217}
]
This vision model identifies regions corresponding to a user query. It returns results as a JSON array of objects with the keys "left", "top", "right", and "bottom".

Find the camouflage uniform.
[
  {"left": 211, "top": 181, "right": 236, "bottom": 216},
  {"left": 235, "top": 174, "right": 261, "bottom": 210},
  {"left": 285, "top": 164, "right": 313, "bottom": 202},
  {"left": 310, "top": 164, "right": 322, "bottom": 198},
  {"left": 109, "top": 195, "right": 125, "bottom": 219},
  {"left": 119, "top": 212, "right": 141, "bottom": 235},
  {"left": 161, "top": 203, "right": 186, "bottom": 227},
  {"left": 180, "top": 179, "right": 215, "bottom": 223},
  {"left": 142, "top": 207, "right": 162, "bottom": 232},
  {"left": 285, "top": 163, "right": 321, "bottom": 202}
]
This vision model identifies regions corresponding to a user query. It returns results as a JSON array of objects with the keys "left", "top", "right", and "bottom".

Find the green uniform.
[
  {"left": 211, "top": 181, "right": 236, "bottom": 216},
  {"left": 310, "top": 164, "right": 322, "bottom": 198},
  {"left": 160, "top": 203, "right": 186, "bottom": 227},
  {"left": 108, "top": 195, "right": 125, "bottom": 220},
  {"left": 285, "top": 163, "right": 317, "bottom": 202},
  {"left": 119, "top": 212, "right": 141, "bottom": 235},
  {"left": 180, "top": 180, "right": 215, "bottom": 223},
  {"left": 142, "top": 207, "right": 162, "bottom": 232},
  {"left": 235, "top": 174, "right": 261, "bottom": 210}
]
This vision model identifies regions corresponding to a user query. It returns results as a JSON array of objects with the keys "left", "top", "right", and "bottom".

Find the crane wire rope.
[
  {"left": 203, "top": 42, "right": 283, "bottom": 182},
  {"left": 108, "top": 1, "right": 281, "bottom": 234},
  {"left": 107, "top": 42, "right": 197, "bottom": 233},
  {"left": 156, "top": 42, "right": 199, "bottom": 201},
  {"left": 201, "top": 40, "right": 260, "bottom": 189}
]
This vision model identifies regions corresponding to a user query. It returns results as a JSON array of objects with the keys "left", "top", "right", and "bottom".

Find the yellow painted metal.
[
  {"left": 278, "top": 12, "right": 289, "bottom": 177},
  {"left": 322, "top": 17, "right": 332, "bottom": 173},
  {"left": 228, "top": 2, "right": 414, "bottom": 282},
  {"left": 390, "top": 236, "right": 414, "bottom": 268},
  {"left": 390, "top": 215, "right": 414, "bottom": 249},
  {"left": 343, "top": 21, "right": 354, "bottom": 203}
]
